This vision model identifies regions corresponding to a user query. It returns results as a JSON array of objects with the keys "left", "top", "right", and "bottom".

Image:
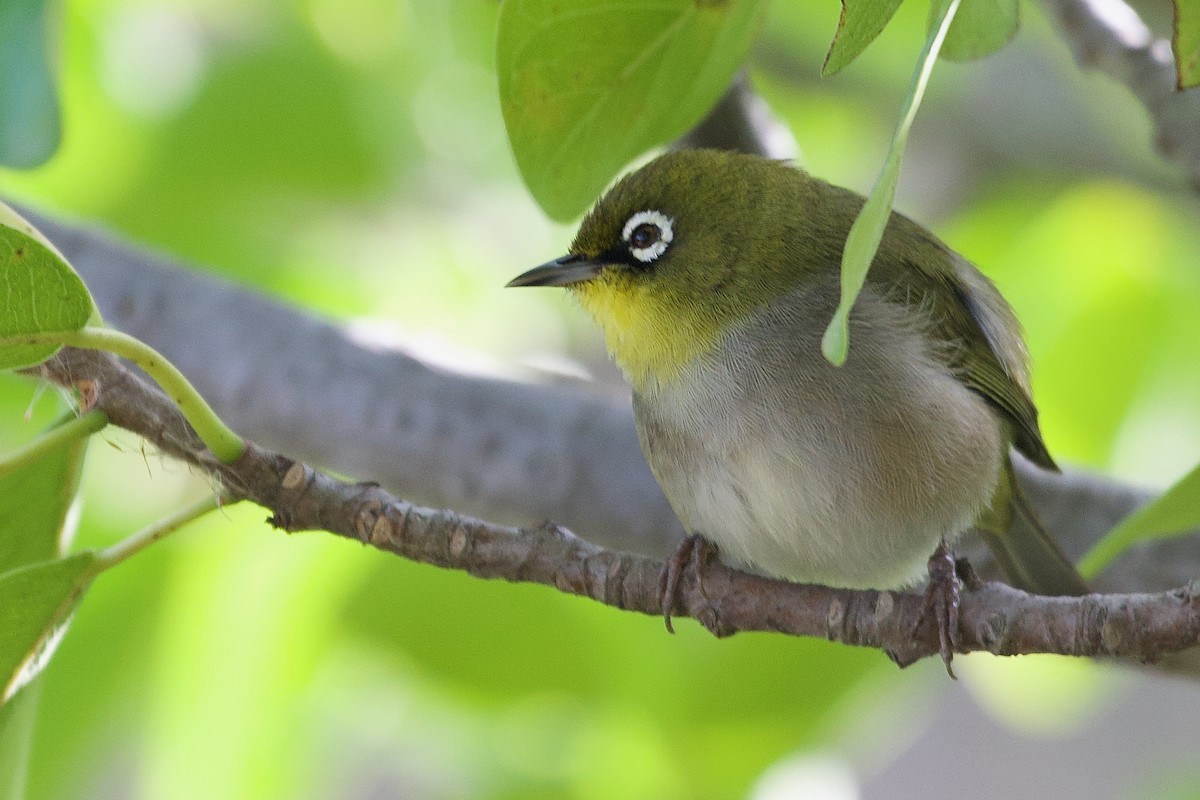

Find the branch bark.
[
  {"left": 1041, "top": 0, "right": 1200, "bottom": 188},
  {"left": 31, "top": 345, "right": 1200, "bottom": 669}
]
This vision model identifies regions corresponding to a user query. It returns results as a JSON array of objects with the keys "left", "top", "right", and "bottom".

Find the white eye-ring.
[{"left": 621, "top": 210, "right": 674, "bottom": 263}]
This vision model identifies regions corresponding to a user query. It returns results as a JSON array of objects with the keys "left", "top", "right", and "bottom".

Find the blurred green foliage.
[
  {"left": 1174, "top": 0, "right": 1200, "bottom": 88},
  {"left": 0, "top": 0, "right": 60, "bottom": 168},
  {"left": 0, "top": 0, "right": 1198, "bottom": 798}
]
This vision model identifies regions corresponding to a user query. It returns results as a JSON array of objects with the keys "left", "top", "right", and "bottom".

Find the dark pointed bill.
[{"left": 506, "top": 253, "right": 605, "bottom": 288}]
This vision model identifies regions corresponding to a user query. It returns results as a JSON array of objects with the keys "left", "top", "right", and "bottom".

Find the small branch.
[
  {"left": 30, "top": 345, "right": 1200, "bottom": 668},
  {"left": 1041, "top": 0, "right": 1200, "bottom": 188},
  {"left": 94, "top": 492, "right": 229, "bottom": 571},
  {"left": 0, "top": 409, "right": 107, "bottom": 478}
]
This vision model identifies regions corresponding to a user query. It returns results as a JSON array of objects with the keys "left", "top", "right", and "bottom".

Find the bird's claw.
[
  {"left": 658, "top": 533, "right": 714, "bottom": 634},
  {"left": 921, "top": 541, "right": 962, "bottom": 678}
]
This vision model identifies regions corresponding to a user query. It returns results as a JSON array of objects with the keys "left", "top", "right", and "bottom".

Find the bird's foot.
[
  {"left": 658, "top": 533, "right": 716, "bottom": 634},
  {"left": 920, "top": 541, "right": 969, "bottom": 678}
]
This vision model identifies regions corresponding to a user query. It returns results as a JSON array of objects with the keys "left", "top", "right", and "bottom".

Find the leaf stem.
[
  {"left": 0, "top": 410, "right": 108, "bottom": 479},
  {"left": 94, "top": 493, "right": 231, "bottom": 572},
  {"left": 4, "top": 327, "right": 245, "bottom": 463}
]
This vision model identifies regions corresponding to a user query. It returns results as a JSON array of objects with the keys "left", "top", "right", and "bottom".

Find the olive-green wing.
[
  {"left": 937, "top": 264, "right": 1057, "bottom": 472},
  {"left": 878, "top": 225, "right": 1057, "bottom": 472}
]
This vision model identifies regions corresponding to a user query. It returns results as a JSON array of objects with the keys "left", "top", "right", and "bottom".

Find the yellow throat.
[{"left": 570, "top": 274, "right": 724, "bottom": 392}]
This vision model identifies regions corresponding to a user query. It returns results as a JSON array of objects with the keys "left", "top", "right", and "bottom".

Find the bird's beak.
[{"left": 506, "top": 253, "right": 605, "bottom": 288}]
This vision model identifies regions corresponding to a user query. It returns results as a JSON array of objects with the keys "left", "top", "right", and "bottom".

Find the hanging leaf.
[
  {"left": 936, "top": 0, "right": 1019, "bottom": 62},
  {"left": 823, "top": 0, "right": 962, "bottom": 364},
  {"left": 823, "top": 0, "right": 905, "bottom": 76},
  {"left": 0, "top": 553, "right": 97, "bottom": 704},
  {"left": 0, "top": 410, "right": 92, "bottom": 791},
  {"left": 1175, "top": 0, "right": 1200, "bottom": 88},
  {"left": 0, "top": 411, "right": 93, "bottom": 784}
]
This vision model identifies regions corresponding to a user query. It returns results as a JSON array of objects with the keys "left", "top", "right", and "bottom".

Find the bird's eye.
[
  {"left": 621, "top": 210, "right": 674, "bottom": 264},
  {"left": 630, "top": 223, "right": 659, "bottom": 250}
]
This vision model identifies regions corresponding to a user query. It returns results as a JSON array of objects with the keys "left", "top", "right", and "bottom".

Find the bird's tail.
[{"left": 977, "top": 458, "right": 1089, "bottom": 597}]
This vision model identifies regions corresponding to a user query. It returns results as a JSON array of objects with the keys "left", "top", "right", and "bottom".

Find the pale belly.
[{"left": 632, "top": 287, "right": 1004, "bottom": 590}]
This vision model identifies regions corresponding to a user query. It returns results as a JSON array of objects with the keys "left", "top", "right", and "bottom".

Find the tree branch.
[
  {"left": 1041, "top": 0, "right": 1200, "bottom": 188},
  {"left": 30, "top": 345, "right": 1200, "bottom": 668}
]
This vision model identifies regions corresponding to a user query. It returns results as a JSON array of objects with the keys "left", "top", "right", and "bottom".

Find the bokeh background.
[{"left": 2, "top": 0, "right": 1200, "bottom": 797}]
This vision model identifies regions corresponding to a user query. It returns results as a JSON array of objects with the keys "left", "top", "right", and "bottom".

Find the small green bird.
[{"left": 509, "top": 149, "right": 1086, "bottom": 627}]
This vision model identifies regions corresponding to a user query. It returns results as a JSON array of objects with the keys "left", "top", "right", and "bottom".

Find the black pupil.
[{"left": 630, "top": 223, "right": 660, "bottom": 249}]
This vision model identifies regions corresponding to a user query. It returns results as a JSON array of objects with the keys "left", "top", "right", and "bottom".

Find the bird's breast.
[{"left": 632, "top": 282, "right": 1005, "bottom": 589}]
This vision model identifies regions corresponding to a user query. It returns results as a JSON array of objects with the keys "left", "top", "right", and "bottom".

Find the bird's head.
[{"left": 509, "top": 149, "right": 817, "bottom": 390}]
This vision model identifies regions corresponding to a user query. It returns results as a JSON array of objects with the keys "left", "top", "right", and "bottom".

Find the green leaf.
[
  {"left": 0, "top": 213, "right": 95, "bottom": 371},
  {"left": 1175, "top": 0, "right": 1200, "bottom": 88},
  {"left": 497, "top": 0, "right": 767, "bottom": 221},
  {"left": 0, "top": 0, "right": 61, "bottom": 168},
  {"left": 823, "top": 0, "right": 962, "bottom": 364},
  {"left": 935, "top": 0, "right": 1019, "bottom": 61},
  {"left": 1078, "top": 460, "right": 1200, "bottom": 579},
  {"left": 0, "top": 410, "right": 92, "bottom": 787},
  {"left": 823, "top": 0, "right": 905, "bottom": 76},
  {"left": 1, "top": 413, "right": 95, "bottom": 573},
  {"left": 0, "top": 682, "right": 40, "bottom": 800},
  {"left": 0, "top": 553, "right": 97, "bottom": 704}
]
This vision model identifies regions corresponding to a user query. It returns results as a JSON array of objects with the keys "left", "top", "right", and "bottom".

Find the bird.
[{"left": 508, "top": 148, "right": 1086, "bottom": 664}]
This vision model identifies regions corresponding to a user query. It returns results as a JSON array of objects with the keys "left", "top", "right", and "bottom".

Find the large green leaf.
[
  {"left": 1079, "top": 460, "right": 1200, "bottom": 578},
  {"left": 823, "top": 0, "right": 905, "bottom": 76},
  {"left": 0, "top": 0, "right": 61, "bottom": 168},
  {"left": 936, "top": 0, "right": 1019, "bottom": 62},
  {"left": 0, "top": 553, "right": 97, "bottom": 704},
  {"left": 1175, "top": 0, "right": 1200, "bottom": 88},
  {"left": 497, "top": 0, "right": 766, "bottom": 221},
  {"left": 0, "top": 213, "right": 95, "bottom": 371}
]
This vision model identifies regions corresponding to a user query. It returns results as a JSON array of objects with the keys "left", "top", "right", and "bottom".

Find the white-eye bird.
[{"left": 509, "top": 149, "right": 1086, "bottom": 613}]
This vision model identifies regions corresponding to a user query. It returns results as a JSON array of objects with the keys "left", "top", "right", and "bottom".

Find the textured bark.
[{"left": 1041, "top": 0, "right": 1200, "bottom": 188}]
